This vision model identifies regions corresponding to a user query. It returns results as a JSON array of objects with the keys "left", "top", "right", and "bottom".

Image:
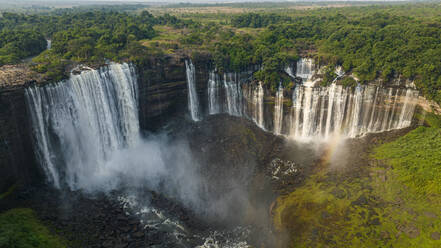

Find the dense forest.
[
  {"left": 0, "top": 10, "right": 188, "bottom": 80},
  {"left": 1, "top": 3, "right": 441, "bottom": 102}
]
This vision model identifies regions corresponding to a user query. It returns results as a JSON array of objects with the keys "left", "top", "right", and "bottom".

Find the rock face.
[
  {"left": 0, "top": 84, "right": 42, "bottom": 192},
  {"left": 137, "top": 55, "right": 209, "bottom": 130}
]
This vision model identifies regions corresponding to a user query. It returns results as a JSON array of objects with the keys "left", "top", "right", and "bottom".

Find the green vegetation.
[
  {"left": 0, "top": 10, "right": 190, "bottom": 80},
  {"left": 0, "top": 208, "right": 67, "bottom": 248},
  {"left": 416, "top": 111, "right": 441, "bottom": 129},
  {"left": 373, "top": 127, "right": 441, "bottom": 195},
  {"left": 1, "top": 3, "right": 441, "bottom": 100},
  {"left": 168, "top": 4, "right": 441, "bottom": 99},
  {"left": 274, "top": 126, "right": 441, "bottom": 247},
  {"left": 231, "top": 13, "right": 291, "bottom": 28},
  {"left": 0, "top": 30, "right": 46, "bottom": 65}
]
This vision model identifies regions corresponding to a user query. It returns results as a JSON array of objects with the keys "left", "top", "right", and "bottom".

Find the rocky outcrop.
[{"left": 0, "top": 64, "right": 45, "bottom": 87}]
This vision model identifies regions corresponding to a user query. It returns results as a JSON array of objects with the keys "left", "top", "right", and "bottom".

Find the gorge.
[
  {"left": 2, "top": 3, "right": 441, "bottom": 247},
  {"left": 0, "top": 55, "right": 430, "bottom": 247}
]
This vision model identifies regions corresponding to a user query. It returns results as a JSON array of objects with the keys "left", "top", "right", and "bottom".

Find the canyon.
[{"left": 0, "top": 55, "right": 438, "bottom": 247}]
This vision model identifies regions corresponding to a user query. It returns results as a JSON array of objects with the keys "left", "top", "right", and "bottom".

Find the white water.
[
  {"left": 288, "top": 84, "right": 419, "bottom": 140},
  {"left": 208, "top": 72, "right": 221, "bottom": 115},
  {"left": 250, "top": 82, "right": 265, "bottom": 129},
  {"left": 185, "top": 60, "right": 201, "bottom": 121},
  {"left": 296, "top": 58, "right": 315, "bottom": 82},
  {"left": 273, "top": 84, "right": 284, "bottom": 135},
  {"left": 224, "top": 73, "right": 243, "bottom": 116},
  {"left": 206, "top": 59, "right": 420, "bottom": 141},
  {"left": 25, "top": 63, "right": 139, "bottom": 189}
]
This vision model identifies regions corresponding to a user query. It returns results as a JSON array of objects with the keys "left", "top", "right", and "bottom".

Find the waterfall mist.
[{"left": 25, "top": 63, "right": 251, "bottom": 225}]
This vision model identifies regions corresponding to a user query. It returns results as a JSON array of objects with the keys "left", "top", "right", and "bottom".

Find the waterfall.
[
  {"left": 273, "top": 85, "right": 284, "bottom": 135},
  {"left": 290, "top": 86, "right": 303, "bottom": 137},
  {"left": 207, "top": 69, "right": 255, "bottom": 117},
  {"left": 208, "top": 72, "right": 221, "bottom": 115},
  {"left": 185, "top": 60, "right": 201, "bottom": 121},
  {"left": 296, "top": 58, "right": 315, "bottom": 82},
  {"left": 288, "top": 84, "right": 419, "bottom": 140},
  {"left": 25, "top": 63, "right": 139, "bottom": 189},
  {"left": 252, "top": 82, "right": 265, "bottom": 129},
  {"left": 223, "top": 73, "right": 243, "bottom": 116},
  {"left": 203, "top": 60, "right": 419, "bottom": 141}
]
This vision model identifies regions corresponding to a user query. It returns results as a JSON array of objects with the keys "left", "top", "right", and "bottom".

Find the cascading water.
[
  {"left": 207, "top": 69, "right": 255, "bottom": 118},
  {"left": 25, "top": 63, "right": 139, "bottom": 189},
  {"left": 288, "top": 84, "right": 419, "bottom": 140},
  {"left": 208, "top": 72, "right": 221, "bottom": 115},
  {"left": 251, "top": 82, "right": 265, "bottom": 129},
  {"left": 185, "top": 60, "right": 201, "bottom": 121},
  {"left": 223, "top": 73, "right": 243, "bottom": 116},
  {"left": 273, "top": 84, "right": 284, "bottom": 135},
  {"left": 205, "top": 60, "right": 419, "bottom": 141},
  {"left": 296, "top": 58, "right": 315, "bottom": 82}
]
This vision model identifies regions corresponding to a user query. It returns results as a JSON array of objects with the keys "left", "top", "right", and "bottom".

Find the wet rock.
[
  {"left": 132, "top": 231, "right": 144, "bottom": 239},
  {"left": 114, "top": 242, "right": 129, "bottom": 248},
  {"left": 102, "top": 240, "right": 113, "bottom": 248},
  {"left": 119, "top": 225, "right": 131, "bottom": 233},
  {"left": 117, "top": 214, "right": 128, "bottom": 222}
]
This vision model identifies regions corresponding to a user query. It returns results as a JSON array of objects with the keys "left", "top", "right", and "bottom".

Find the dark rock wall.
[
  {"left": 137, "top": 56, "right": 210, "bottom": 131},
  {"left": 0, "top": 85, "right": 42, "bottom": 192}
]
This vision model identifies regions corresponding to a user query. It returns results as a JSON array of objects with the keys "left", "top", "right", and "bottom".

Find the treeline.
[{"left": 205, "top": 11, "right": 441, "bottom": 102}]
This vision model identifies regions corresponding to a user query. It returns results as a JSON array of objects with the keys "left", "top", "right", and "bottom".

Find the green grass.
[
  {"left": 0, "top": 208, "right": 67, "bottom": 248},
  {"left": 274, "top": 126, "right": 441, "bottom": 247},
  {"left": 373, "top": 127, "right": 441, "bottom": 195}
]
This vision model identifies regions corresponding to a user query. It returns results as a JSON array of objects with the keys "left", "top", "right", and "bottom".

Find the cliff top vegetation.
[{"left": 1, "top": 2, "right": 441, "bottom": 102}]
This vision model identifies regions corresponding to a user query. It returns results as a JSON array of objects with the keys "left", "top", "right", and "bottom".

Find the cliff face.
[
  {"left": 136, "top": 55, "right": 209, "bottom": 130},
  {"left": 0, "top": 57, "right": 211, "bottom": 192},
  {"left": 0, "top": 85, "right": 42, "bottom": 192},
  {"left": 1, "top": 56, "right": 438, "bottom": 192}
]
